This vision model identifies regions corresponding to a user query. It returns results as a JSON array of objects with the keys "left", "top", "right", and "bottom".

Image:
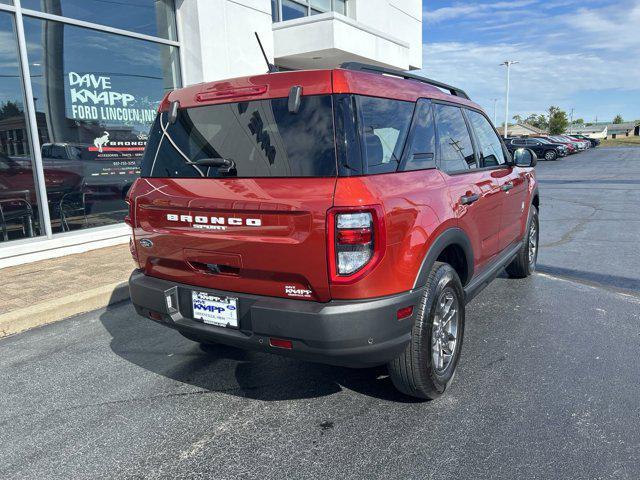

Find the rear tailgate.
[
  {"left": 130, "top": 68, "right": 342, "bottom": 302},
  {"left": 133, "top": 177, "right": 335, "bottom": 302}
]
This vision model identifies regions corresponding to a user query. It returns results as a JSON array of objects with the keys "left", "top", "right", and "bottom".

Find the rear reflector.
[
  {"left": 148, "top": 311, "right": 163, "bottom": 321},
  {"left": 397, "top": 306, "right": 414, "bottom": 320},
  {"left": 336, "top": 228, "right": 372, "bottom": 245},
  {"left": 269, "top": 338, "right": 293, "bottom": 350}
]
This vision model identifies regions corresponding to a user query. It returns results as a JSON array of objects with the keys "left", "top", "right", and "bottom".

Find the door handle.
[
  {"left": 460, "top": 193, "right": 480, "bottom": 205},
  {"left": 501, "top": 182, "right": 514, "bottom": 192}
]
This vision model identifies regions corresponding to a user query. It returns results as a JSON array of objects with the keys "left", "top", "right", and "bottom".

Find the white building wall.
[
  {"left": 177, "top": 0, "right": 423, "bottom": 85},
  {"left": 350, "top": 0, "right": 422, "bottom": 69},
  {"left": 176, "top": 0, "right": 275, "bottom": 85}
]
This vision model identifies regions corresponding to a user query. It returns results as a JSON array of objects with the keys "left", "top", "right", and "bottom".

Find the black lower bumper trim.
[{"left": 128, "top": 271, "right": 423, "bottom": 368}]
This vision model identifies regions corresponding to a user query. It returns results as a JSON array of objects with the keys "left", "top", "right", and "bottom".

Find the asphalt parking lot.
[{"left": 1, "top": 147, "right": 639, "bottom": 479}]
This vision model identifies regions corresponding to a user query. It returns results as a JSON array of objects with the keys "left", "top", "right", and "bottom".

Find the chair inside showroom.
[
  {"left": 0, "top": 196, "right": 35, "bottom": 242},
  {"left": 59, "top": 187, "right": 88, "bottom": 232}
]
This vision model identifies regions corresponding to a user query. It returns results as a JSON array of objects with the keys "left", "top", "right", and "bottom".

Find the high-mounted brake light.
[
  {"left": 327, "top": 206, "right": 386, "bottom": 284},
  {"left": 195, "top": 85, "right": 268, "bottom": 102}
]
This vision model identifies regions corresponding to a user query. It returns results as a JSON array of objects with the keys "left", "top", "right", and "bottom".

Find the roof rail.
[{"left": 339, "top": 62, "right": 470, "bottom": 100}]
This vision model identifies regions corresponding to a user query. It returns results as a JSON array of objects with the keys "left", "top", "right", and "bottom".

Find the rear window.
[
  {"left": 141, "top": 95, "right": 336, "bottom": 178},
  {"left": 357, "top": 96, "right": 414, "bottom": 174}
]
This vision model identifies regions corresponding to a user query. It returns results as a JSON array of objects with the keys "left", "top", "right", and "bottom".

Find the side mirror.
[{"left": 513, "top": 148, "right": 537, "bottom": 167}]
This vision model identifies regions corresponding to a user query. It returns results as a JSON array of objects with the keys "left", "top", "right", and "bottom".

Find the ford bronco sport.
[{"left": 127, "top": 63, "right": 539, "bottom": 399}]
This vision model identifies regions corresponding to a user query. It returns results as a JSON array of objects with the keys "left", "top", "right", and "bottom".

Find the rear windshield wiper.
[{"left": 189, "top": 157, "right": 233, "bottom": 168}]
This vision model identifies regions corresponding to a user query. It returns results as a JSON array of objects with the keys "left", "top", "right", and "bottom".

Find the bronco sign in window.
[{"left": 23, "top": 17, "right": 180, "bottom": 233}]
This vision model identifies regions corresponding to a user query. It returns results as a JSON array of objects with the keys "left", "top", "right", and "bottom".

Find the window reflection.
[
  {"left": 0, "top": 12, "right": 42, "bottom": 243},
  {"left": 24, "top": 17, "right": 180, "bottom": 233},
  {"left": 21, "top": 0, "right": 177, "bottom": 40},
  {"left": 434, "top": 104, "right": 477, "bottom": 172}
]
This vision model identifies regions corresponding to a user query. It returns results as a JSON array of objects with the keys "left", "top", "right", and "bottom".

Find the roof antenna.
[{"left": 255, "top": 32, "right": 278, "bottom": 73}]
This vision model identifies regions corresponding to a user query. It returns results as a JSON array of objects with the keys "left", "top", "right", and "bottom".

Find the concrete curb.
[{"left": 0, "top": 282, "right": 130, "bottom": 338}]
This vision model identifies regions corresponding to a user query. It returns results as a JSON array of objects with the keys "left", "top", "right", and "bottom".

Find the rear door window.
[
  {"left": 466, "top": 110, "right": 506, "bottom": 167},
  {"left": 402, "top": 99, "right": 436, "bottom": 172},
  {"left": 434, "top": 104, "right": 477, "bottom": 173},
  {"left": 141, "top": 95, "right": 336, "bottom": 178},
  {"left": 356, "top": 96, "right": 414, "bottom": 174}
]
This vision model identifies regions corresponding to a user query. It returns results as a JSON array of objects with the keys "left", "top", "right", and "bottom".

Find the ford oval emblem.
[{"left": 139, "top": 238, "right": 154, "bottom": 248}]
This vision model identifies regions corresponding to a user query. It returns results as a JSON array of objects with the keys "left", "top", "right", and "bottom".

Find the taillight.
[
  {"left": 328, "top": 206, "right": 386, "bottom": 284},
  {"left": 124, "top": 179, "right": 140, "bottom": 228},
  {"left": 129, "top": 236, "right": 139, "bottom": 264},
  {"left": 157, "top": 91, "right": 171, "bottom": 112},
  {"left": 125, "top": 179, "right": 140, "bottom": 266}
]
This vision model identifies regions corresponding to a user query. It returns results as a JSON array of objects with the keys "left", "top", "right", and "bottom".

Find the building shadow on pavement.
[{"left": 99, "top": 295, "right": 422, "bottom": 404}]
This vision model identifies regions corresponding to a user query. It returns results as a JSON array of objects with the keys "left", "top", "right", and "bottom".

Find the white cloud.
[
  {"left": 560, "top": 3, "right": 640, "bottom": 51},
  {"left": 421, "top": 0, "right": 640, "bottom": 120},
  {"left": 425, "top": 0, "right": 538, "bottom": 23},
  {"left": 421, "top": 41, "right": 640, "bottom": 117}
]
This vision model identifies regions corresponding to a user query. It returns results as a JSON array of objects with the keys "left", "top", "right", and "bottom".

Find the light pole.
[
  {"left": 569, "top": 108, "right": 574, "bottom": 135},
  {"left": 500, "top": 60, "right": 519, "bottom": 138}
]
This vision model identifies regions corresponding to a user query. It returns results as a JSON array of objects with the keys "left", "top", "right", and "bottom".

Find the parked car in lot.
[
  {"left": 535, "top": 137, "right": 570, "bottom": 156},
  {"left": 127, "top": 63, "right": 540, "bottom": 400},
  {"left": 564, "top": 135, "right": 590, "bottom": 150},
  {"left": 505, "top": 137, "right": 565, "bottom": 161},
  {"left": 554, "top": 135, "right": 588, "bottom": 150},
  {"left": 570, "top": 134, "right": 600, "bottom": 148},
  {"left": 548, "top": 136, "right": 578, "bottom": 153}
]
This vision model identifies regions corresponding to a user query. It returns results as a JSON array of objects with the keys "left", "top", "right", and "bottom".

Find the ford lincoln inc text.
[{"left": 127, "top": 63, "right": 539, "bottom": 399}]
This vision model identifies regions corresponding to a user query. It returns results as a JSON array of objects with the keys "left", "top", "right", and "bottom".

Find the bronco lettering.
[{"left": 166, "top": 214, "right": 261, "bottom": 227}]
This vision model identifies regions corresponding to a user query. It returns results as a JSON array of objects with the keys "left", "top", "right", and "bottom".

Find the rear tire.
[
  {"left": 388, "top": 262, "right": 465, "bottom": 400},
  {"left": 506, "top": 205, "right": 539, "bottom": 278}
]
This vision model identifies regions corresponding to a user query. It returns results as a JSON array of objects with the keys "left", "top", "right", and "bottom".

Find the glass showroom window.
[
  {"left": 0, "top": 11, "right": 43, "bottom": 243},
  {"left": 272, "top": 0, "right": 347, "bottom": 22},
  {"left": 23, "top": 17, "right": 180, "bottom": 233},
  {"left": 20, "top": 0, "right": 177, "bottom": 40}
]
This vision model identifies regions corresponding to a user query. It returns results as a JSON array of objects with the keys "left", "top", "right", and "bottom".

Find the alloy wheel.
[
  {"left": 431, "top": 288, "right": 459, "bottom": 374},
  {"left": 528, "top": 220, "right": 538, "bottom": 266}
]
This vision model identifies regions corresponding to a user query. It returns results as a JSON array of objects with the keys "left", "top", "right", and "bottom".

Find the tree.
[
  {"left": 548, "top": 106, "right": 569, "bottom": 135},
  {"left": 0, "top": 101, "right": 22, "bottom": 120},
  {"left": 613, "top": 114, "right": 624, "bottom": 124},
  {"left": 574, "top": 118, "right": 584, "bottom": 126},
  {"left": 524, "top": 113, "right": 549, "bottom": 131},
  {"left": 512, "top": 114, "right": 523, "bottom": 124}
]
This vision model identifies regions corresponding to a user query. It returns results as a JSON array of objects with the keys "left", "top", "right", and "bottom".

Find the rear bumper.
[{"left": 128, "top": 270, "right": 422, "bottom": 368}]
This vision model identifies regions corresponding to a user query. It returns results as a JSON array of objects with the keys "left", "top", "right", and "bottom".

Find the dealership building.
[{"left": 0, "top": 0, "right": 422, "bottom": 267}]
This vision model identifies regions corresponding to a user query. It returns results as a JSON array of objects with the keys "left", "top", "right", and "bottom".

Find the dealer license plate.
[{"left": 191, "top": 291, "right": 238, "bottom": 328}]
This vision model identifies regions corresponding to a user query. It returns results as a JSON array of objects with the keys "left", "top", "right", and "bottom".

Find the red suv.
[{"left": 127, "top": 63, "right": 539, "bottom": 399}]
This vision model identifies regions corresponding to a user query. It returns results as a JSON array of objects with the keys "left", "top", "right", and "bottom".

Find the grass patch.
[{"left": 599, "top": 136, "right": 640, "bottom": 147}]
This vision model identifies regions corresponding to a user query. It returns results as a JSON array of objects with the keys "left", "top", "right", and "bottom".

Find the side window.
[
  {"left": 356, "top": 96, "right": 414, "bottom": 174},
  {"left": 526, "top": 139, "right": 539, "bottom": 146},
  {"left": 512, "top": 139, "right": 525, "bottom": 146},
  {"left": 466, "top": 110, "right": 506, "bottom": 168},
  {"left": 403, "top": 100, "right": 436, "bottom": 171},
  {"left": 434, "top": 104, "right": 476, "bottom": 173},
  {"left": 50, "top": 145, "right": 68, "bottom": 160}
]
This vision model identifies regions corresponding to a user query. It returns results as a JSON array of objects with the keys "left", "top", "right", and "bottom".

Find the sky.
[{"left": 420, "top": 0, "right": 640, "bottom": 125}]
